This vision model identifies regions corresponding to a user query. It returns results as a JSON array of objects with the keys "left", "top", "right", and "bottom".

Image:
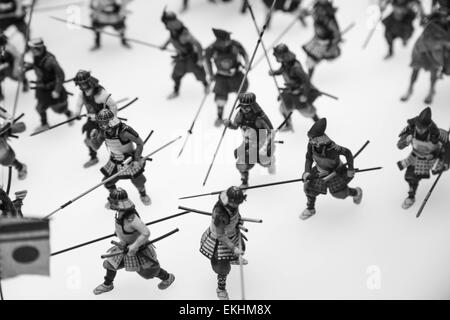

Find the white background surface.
[{"left": 1, "top": 0, "right": 450, "bottom": 300}]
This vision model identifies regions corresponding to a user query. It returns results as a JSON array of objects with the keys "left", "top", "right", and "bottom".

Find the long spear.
[
  {"left": 179, "top": 167, "right": 381, "bottom": 200},
  {"left": 50, "top": 16, "right": 176, "bottom": 52},
  {"left": 251, "top": 9, "right": 302, "bottom": 69},
  {"left": 246, "top": 1, "right": 297, "bottom": 131},
  {"left": 101, "top": 228, "right": 180, "bottom": 259},
  {"left": 246, "top": 2, "right": 283, "bottom": 95},
  {"left": 247, "top": 2, "right": 341, "bottom": 103},
  {"left": 178, "top": 206, "right": 263, "bottom": 223},
  {"left": 416, "top": 172, "right": 444, "bottom": 218},
  {"left": 183, "top": 140, "right": 372, "bottom": 199},
  {"left": 177, "top": 83, "right": 213, "bottom": 158},
  {"left": 416, "top": 128, "right": 450, "bottom": 218},
  {"left": 202, "top": 0, "right": 276, "bottom": 186},
  {"left": 30, "top": 97, "right": 138, "bottom": 137},
  {"left": 253, "top": 19, "right": 355, "bottom": 70},
  {"left": 322, "top": 140, "right": 370, "bottom": 182},
  {"left": 43, "top": 135, "right": 181, "bottom": 219},
  {"left": 51, "top": 212, "right": 189, "bottom": 256},
  {"left": 6, "top": 166, "right": 12, "bottom": 195},
  {"left": 238, "top": 231, "right": 246, "bottom": 300},
  {"left": 2, "top": 164, "right": 14, "bottom": 300}
]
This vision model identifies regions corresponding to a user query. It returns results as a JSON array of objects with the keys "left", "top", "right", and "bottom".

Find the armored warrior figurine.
[
  {"left": 400, "top": 4, "right": 450, "bottom": 104},
  {"left": 90, "top": 0, "right": 132, "bottom": 51},
  {"left": 88, "top": 108, "right": 151, "bottom": 206},
  {"left": 0, "top": 108, "right": 27, "bottom": 180},
  {"left": 205, "top": 28, "right": 249, "bottom": 127},
  {"left": 73, "top": 70, "right": 118, "bottom": 168},
  {"left": 223, "top": 92, "right": 276, "bottom": 188},
  {"left": 200, "top": 186, "right": 247, "bottom": 300},
  {"left": 0, "top": 32, "right": 28, "bottom": 101},
  {"left": 397, "top": 107, "right": 449, "bottom": 209},
  {"left": 301, "top": 118, "right": 362, "bottom": 220},
  {"left": 93, "top": 188, "right": 175, "bottom": 295},
  {"left": 302, "top": 0, "right": 341, "bottom": 78},
  {"left": 269, "top": 43, "right": 321, "bottom": 131},
  {"left": 0, "top": 0, "right": 27, "bottom": 41},
  {"left": 0, "top": 188, "right": 26, "bottom": 218},
  {"left": 24, "top": 38, "right": 73, "bottom": 133},
  {"left": 160, "top": 9, "right": 208, "bottom": 100},
  {"left": 380, "top": 0, "right": 424, "bottom": 59}
]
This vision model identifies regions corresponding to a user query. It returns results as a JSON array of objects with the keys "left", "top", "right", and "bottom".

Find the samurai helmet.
[
  {"left": 161, "top": 7, "right": 178, "bottom": 24},
  {"left": 212, "top": 28, "right": 231, "bottom": 41},
  {"left": 238, "top": 92, "right": 256, "bottom": 105},
  {"left": 74, "top": 70, "right": 99, "bottom": 91},
  {"left": 220, "top": 186, "right": 247, "bottom": 206},
  {"left": 96, "top": 108, "right": 120, "bottom": 129},
  {"left": 28, "top": 38, "right": 46, "bottom": 49},
  {"left": 308, "top": 118, "right": 327, "bottom": 139},
  {"left": 273, "top": 43, "right": 296, "bottom": 62},
  {"left": 415, "top": 107, "right": 433, "bottom": 128},
  {"left": 308, "top": 118, "right": 332, "bottom": 146},
  {"left": 108, "top": 188, "right": 135, "bottom": 211}
]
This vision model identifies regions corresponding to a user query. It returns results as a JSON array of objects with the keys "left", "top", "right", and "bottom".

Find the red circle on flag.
[{"left": 13, "top": 246, "right": 40, "bottom": 263}]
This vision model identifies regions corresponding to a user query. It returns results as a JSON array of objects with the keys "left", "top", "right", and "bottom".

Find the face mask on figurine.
[
  {"left": 414, "top": 107, "right": 433, "bottom": 136},
  {"left": 75, "top": 70, "right": 99, "bottom": 96},
  {"left": 96, "top": 108, "right": 119, "bottom": 131},
  {"left": 273, "top": 43, "right": 295, "bottom": 64},
  {"left": 161, "top": 10, "right": 182, "bottom": 31},
  {"left": 212, "top": 28, "right": 232, "bottom": 50},
  {"left": 108, "top": 188, "right": 135, "bottom": 211},
  {"left": 308, "top": 118, "right": 331, "bottom": 152},
  {"left": 166, "top": 19, "right": 183, "bottom": 31},
  {"left": 415, "top": 122, "right": 431, "bottom": 135},
  {"left": 237, "top": 92, "right": 256, "bottom": 114},
  {"left": 220, "top": 186, "right": 247, "bottom": 209}
]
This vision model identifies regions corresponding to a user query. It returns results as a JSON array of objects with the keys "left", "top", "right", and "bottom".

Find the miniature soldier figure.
[
  {"left": 0, "top": 32, "right": 28, "bottom": 101},
  {"left": 0, "top": 0, "right": 27, "bottom": 41},
  {"left": 90, "top": 0, "right": 133, "bottom": 51},
  {"left": 93, "top": 188, "right": 175, "bottom": 295},
  {"left": 0, "top": 107, "right": 27, "bottom": 180},
  {"left": 400, "top": 5, "right": 450, "bottom": 104},
  {"left": 205, "top": 28, "right": 249, "bottom": 127},
  {"left": 301, "top": 0, "right": 341, "bottom": 77},
  {"left": 270, "top": 43, "right": 321, "bottom": 131},
  {"left": 301, "top": 118, "right": 363, "bottom": 220},
  {"left": 73, "top": 70, "right": 118, "bottom": 168},
  {"left": 200, "top": 186, "right": 247, "bottom": 300},
  {"left": 160, "top": 9, "right": 208, "bottom": 99},
  {"left": 88, "top": 108, "right": 151, "bottom": 206},
  {"left": 380, "top": 0, "right": 424, "bottom": 59},
  {"left": 223, "top": 92, "right": 276, "bottom": 187},
  {"left": 24, "top": 38, "right": 74, "bottom": 133},
  {"left": 397, "top": 107, "right": 449, "bottom": 209}
]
